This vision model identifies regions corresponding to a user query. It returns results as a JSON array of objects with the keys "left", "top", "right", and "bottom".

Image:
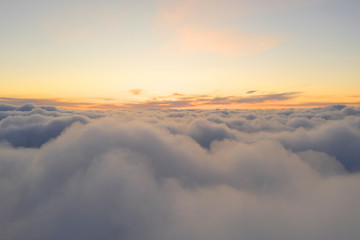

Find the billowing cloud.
[
  {"left": 0, "top": 104, "right": 360, "bottom": 239},
  {"left": 0, "top": 104, "right": 102, "bottom": 148},
  {"left": 0, "top": 97, "right": 99, "bottom": 109}
]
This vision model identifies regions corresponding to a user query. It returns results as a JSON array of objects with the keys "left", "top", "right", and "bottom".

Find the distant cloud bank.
[
  {"left": 1, "top": 104, "right": 360, "bottom": 240},
  {"left": 1, "top": 94, "right": 359, "bottom": 110}
]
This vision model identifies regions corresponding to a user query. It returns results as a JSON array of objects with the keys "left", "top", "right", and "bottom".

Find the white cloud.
[{"left": 0, "top": 104, "right": 360, "bottom": 239}]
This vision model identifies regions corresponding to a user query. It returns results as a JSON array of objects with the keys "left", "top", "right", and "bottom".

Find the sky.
[
  {"left": 1, "top": 0, "right": 359, "bottom": 109},
  {"left": 1, "top": 1, "right": 360, "bottom": 237}
]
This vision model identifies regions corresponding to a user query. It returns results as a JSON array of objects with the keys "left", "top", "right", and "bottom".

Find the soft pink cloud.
[
  {"left": 155, "top": 0, "right": 286, "bottom": 57},
  {"left": 154, "top": 0, "right": 336, "bottom": 57},
  {"left": 177, "top": 27, "right": 283, "bottom": 57},
  {"left": 129, "top": 89, "right": 143, "bottom": 95}
]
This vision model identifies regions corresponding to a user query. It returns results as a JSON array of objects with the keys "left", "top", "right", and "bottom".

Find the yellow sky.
[{"left": 1, "top": 0, "right": 359, "bottom": 109}]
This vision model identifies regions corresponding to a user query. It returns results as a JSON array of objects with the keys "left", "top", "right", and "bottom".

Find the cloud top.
[{"left": 0, "top": 104, "right": 360, "bottom": 240}]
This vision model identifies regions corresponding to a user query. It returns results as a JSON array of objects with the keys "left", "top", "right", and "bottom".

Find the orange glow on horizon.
[{"left": 1, "top": 93, "right": 359, "bottom": 111}]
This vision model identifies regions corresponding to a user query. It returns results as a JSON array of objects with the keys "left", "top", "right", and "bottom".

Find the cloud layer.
[{"left": 1, "top": 104, "right": 360, "bottom": 240}]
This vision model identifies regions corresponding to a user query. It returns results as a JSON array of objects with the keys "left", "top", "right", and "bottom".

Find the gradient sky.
[{"left": 1, "top": 0, "right": 359, "bottom": 109}]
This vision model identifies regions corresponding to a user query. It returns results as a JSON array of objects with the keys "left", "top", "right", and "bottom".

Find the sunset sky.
[
  {"left": 1, "top": 1, "right": 360, "bottom": 238},
  {"left": 1, "top": 0, "right": 359, "bottom": 109}
]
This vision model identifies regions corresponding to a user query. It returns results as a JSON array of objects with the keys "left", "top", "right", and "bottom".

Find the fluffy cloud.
[
  {"left": 0, "top": 104, "right": 360, "bottom": 240},
  {"left": 0, "top": 104, "right": 100, "bottom": 147}
]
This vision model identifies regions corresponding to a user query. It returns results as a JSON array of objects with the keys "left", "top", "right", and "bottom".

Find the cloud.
[
  {"left": 247, "top": 90, "right": 257, "bottom": 94},
  {"left": 0, "top": 104, "right": 104, "bottom": 148},
  {"left": 0, "top": 104, "right": 360, "bottom": 239},
  {"left": 176, "top": 27, "right": 283, "bottom": 57},
  {"left": 234, "top": 92, "right": 300, "bottom": 103},
  {"left": 154, "top": 0, "right": 287, "bottom": 57},
  {"left": 154, "top": 0, "right": 336, "bottom": 57},
  {"left": 113, "top": 92, "right": 301, "bottom": 109},
  {"left": 0, "top": 114, "right": 88, "bottom": 148},
  {"left": 0, "top": 104, "right": 17, "bottom": 111},
  {"left": 0, "top": 97, "right": 98, "bottom": 109},
  {"left": 129, "top": 89, "right": 143, "bottom": 95},
  {"left": 2, "top": 93, "right": 359, "bottom": 110},
  {"left": 277, "top": 120, "right": 360, "bottom": 171},
  {"left": 271, "top": 101, "right": 360, "bottom": 108},
  {"left": 122, "top": 100, "right": 195, "bottom": 109},
  {"left": 187, "top": 119, "right": 236, "bottom": 149}
]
